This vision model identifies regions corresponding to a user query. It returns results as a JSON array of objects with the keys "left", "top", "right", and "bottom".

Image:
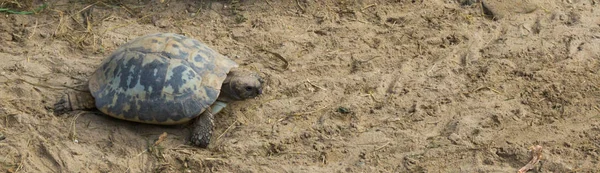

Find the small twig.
[
  {"left": 69, "top": 112, "right": 84, "bottom": 141},
  {"left": 28, "top": 19, "right": 38, "bottom": 39},
  {"left": 116, "top": 3, "right": 136, "bottom": 17},
  {"left": 154, "top": 132, "right": 168, "bottom": 146},
  {"left": 306, "top": 79, "right": 327, "bottom": 91},
  {"left": 299, "top": 104, "right": 330, "bottom": 116},
  {"left": 272, "top": 151, "right": 311, "bottom": 155},
  {"left": 472, "top": 86, "right": 501, "bottom": 94},
  {"left": 296, "top": 0, "right": 306, "bottom": 13},
  {"left": 518, "top": 145, "right": 543, "bottom": 173},
  {"left": 278, "top": 104, "right": 331, "bottom": 122},
  {"left": 168, "top": 145, "right": 204, "bottom": 154},
  {"left": 63, "top": 2, "right": 99, "bottom": 33},
  {"left": 14, "top": 152, "right": 25, "bottom": 173},
  {"left": 426, "top": 63, "right": 437, "bottom": 76},
  {"left": 594, "top": 105, "right": 600, "bottom": 113},
  {"left": 363, "top": 92, "right": 378, "bottom": 103},
  {"left": 52, "top": 10, "right": 65, "bottom": 36},
  {"left": 361, "top": 3, "right": 377, "bottom": 11},
  {"left": 217, "top": 120, "right": 238, "bottom": 140},
  {"left": 373, "top": 141, "right": 391, "bottom": 151},
  {"left": 480, "top": 1, "right": 486, "bottom": 17},
  {"left": 265, "top": 0, "right": 273, "bottom": 8},
  {"left": 258, "top": 47, "right": 289, "bottom": 70}
]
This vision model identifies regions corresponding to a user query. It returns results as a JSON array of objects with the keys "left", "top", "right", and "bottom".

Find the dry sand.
[{"left": 1, "top": 0, "right": 599, "bottom": 172}]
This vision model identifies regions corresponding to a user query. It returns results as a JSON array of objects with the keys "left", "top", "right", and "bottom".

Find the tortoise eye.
[{"left": 245, "top": 86, "right": 253, "bottom": 91}]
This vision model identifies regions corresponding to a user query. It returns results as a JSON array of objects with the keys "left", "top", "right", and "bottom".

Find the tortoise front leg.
[{"left": 190, "top": 101, "right": 227, "bottom": 148}]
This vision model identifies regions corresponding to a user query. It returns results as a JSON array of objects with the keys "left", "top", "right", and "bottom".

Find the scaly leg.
[
  {"left": 53, "top": 91, "right": 97, "bottom": 115},
  {"left": 190, "top": 101, "right": 227, "bottom": 148}
]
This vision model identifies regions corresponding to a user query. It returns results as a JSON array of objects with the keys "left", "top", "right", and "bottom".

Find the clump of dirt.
[{"left": 1, "top": 0, "right": 599, "bottom": 172}]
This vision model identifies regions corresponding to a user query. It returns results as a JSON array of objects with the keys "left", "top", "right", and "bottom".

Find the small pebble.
[
  {"left": 481, "top": 0, "right": 539, "bottom": 20},
  {"left": 483, "top": 158, "right": 495, "bottom": 165},
  {"left": 355, "top": 161, "right": 365, "bottom": 167},
  {"left": 448, "top": 133, "right": 462, "bottom": 144},
  {"left": 0, "top": 133, "right": 5, "bottom": 141},
  {"left": 459, "top": 0, "right": 479, "bottom": 6}
]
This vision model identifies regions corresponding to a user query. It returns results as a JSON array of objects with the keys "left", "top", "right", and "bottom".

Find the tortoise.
[{"left": 53, "top": 33, "right": 263, "bottom": 148}]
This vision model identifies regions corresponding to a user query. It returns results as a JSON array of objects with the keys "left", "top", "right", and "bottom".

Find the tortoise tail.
[{"left": 53, "top": 91, "right": 96, "bottom": 115}]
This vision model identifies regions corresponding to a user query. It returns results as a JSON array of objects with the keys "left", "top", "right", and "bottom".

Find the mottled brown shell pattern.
[{"left": 87, "top": 33, "right": 238, "bottom": 125}]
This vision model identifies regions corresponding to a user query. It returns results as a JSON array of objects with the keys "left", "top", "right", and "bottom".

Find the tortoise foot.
[{"left": 190, "top": 130, "right": 211, "bottom": 148}]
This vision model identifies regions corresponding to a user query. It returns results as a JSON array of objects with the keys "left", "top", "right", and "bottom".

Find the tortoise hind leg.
[
  {"left": 53, "top": 90, "right": 97, "bottom": 115},
  {"left": 190, "top": 101, "right": 227, "bottom": 148}
]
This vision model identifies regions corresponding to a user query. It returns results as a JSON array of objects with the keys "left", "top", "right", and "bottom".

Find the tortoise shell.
[{"left": 87, "top": 33, "right": 238, "bottom": 125}]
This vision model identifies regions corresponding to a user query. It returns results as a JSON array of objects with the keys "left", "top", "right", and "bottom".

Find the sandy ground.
[{"left": 1, "top": 0, "right": 599, "bottom": 172}]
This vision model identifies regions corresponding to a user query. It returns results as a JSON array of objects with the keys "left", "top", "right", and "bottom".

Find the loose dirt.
[{"left": 1, "top": 0, "right": 599, "bottom": 172}]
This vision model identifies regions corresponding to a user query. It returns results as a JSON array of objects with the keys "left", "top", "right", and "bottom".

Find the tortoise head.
[{"left": 219, "top": 69, "right": 264, "bottom": 102}]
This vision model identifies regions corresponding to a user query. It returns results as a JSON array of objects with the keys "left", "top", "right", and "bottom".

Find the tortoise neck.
[{"left": 217, "top": 74, "right": 241, "bottom": 103}]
